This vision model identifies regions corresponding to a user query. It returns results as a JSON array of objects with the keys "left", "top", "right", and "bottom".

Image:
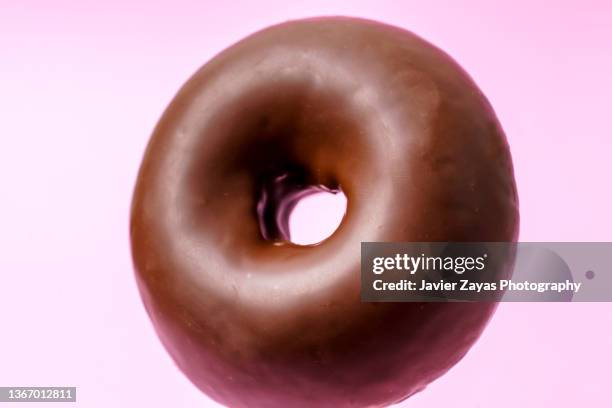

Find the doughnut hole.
[{"left": 255, "top": 172, "right": 348, "bottom": 246}]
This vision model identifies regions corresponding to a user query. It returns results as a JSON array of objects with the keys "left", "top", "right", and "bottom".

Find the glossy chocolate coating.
[{"left": 130, "top": 17, "right": 519, "bottom": 408}]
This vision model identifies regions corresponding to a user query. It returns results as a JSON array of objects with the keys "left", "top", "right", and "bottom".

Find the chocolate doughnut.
[{"left": 130, "top": 17, "right": 519, "bottom": 408}]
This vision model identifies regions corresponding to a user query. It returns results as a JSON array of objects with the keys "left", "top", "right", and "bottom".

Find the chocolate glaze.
[{"left": 130, "top": 17, "right": 519, "bottom": 408}]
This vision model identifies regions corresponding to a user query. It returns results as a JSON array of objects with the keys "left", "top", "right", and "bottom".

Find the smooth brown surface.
[{"left": 130, "top": 17, "right": 519, "bottom": 408}]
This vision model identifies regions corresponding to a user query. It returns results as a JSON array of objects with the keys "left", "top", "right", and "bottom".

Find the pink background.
[{"left": 1, "top": 1, "right": 611, "bottom": 406}]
